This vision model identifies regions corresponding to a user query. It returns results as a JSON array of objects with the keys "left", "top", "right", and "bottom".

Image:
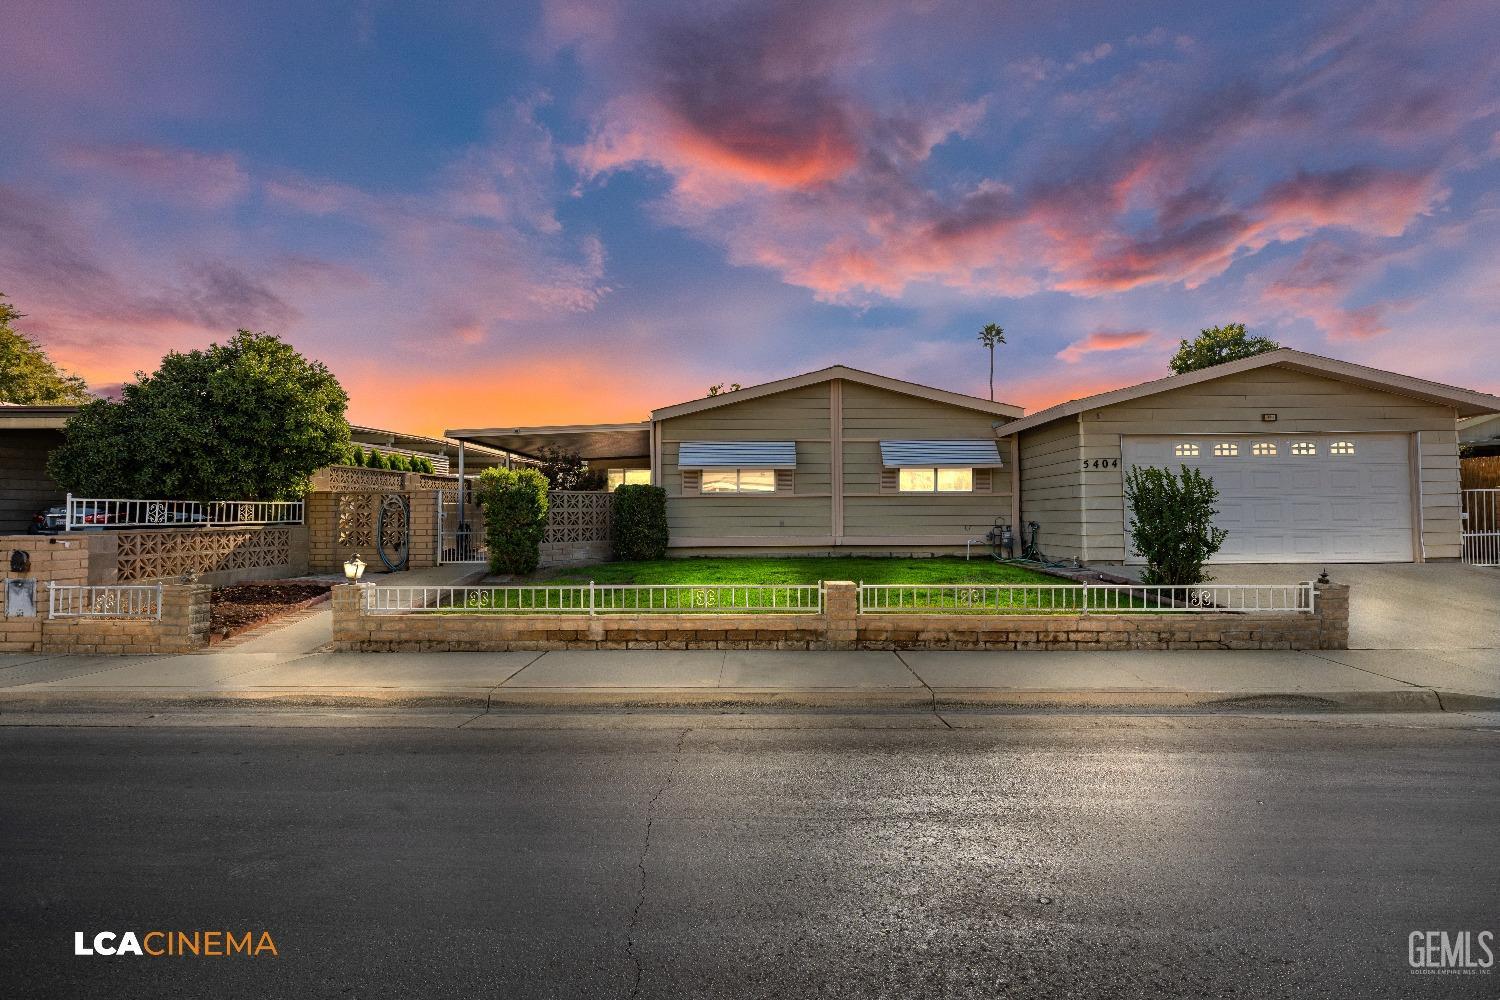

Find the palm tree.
[{"left": 977, "top": 323, "right": 1006, "bottom": 401}]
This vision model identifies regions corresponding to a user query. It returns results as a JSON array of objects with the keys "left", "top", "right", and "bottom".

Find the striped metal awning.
[
  {"left": 678, "top": 441, "right": 797, "bottom": 469},
  {"left": 879, "top": 439, "right": 1004, "bottom": 468}
]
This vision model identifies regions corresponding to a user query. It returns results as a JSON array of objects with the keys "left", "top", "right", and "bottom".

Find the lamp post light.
[{"left": 343, "top": 554, "right": 366, "bottom": 582}]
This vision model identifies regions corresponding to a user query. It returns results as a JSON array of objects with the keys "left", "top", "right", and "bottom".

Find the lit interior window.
[
  {"left": 936, "top": 468, "right": 973, "bottom": 492},
  {"left": 1212, "top": 442, "right": 1239, "bottom": 457},
  {"left": 1329, "top": 440, "right": 1356, "bottom": 456},
  {"left": 1174, "top": 443, "right": 1200, "bottom": 457},
  {"left": 1252, "top": 442, "right": 1277, "bottom": 457},
  {"left": 699, "top": 468, "right": 776, "bottom": 493},
  {"left": 1291, "top": 441, "right": 1317, "bottom": 456},
  {"left": 607, "top": 469, "right": 652, "bottom": 490},
  {"left": 898, "top": 468, "right": 936, "bottom": 492}
]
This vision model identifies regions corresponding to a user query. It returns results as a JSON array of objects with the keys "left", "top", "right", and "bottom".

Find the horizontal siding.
[
  {"left": 1419, "top": 428, "right": 1462, "bottom": 559},
  {"left": 843, "top": 495, "right": 1009, "bottom": 537},
  {"left": 1075, "top": 367, "right": 1460, "bottom": 563},
  {"left": 666, "top": 497, "right": 831, "bottom": 537},
  {"left": 838, "top": 384, "right": 1012, "bottom": 541},
  {"left": 0, "top": 430, "right": 66, "bottom": 533},
  {"left": 660, "top": 383, "right": 829, "bottom": 440},
  {"left": 840, "top": 382, "right": 1009, "bottom": 438},
  {"left": 1018, "top": 420, "right": 1082, "bottom": 562}
]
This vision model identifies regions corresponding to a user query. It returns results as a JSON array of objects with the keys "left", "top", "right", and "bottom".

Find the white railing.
[
  {"left": 858, "top": 582, "right": 1315, "bottom": 615},
  {"left": 364, "top": 583, "right": 824, "bottom": 615},
  {"left": 47, "top": 582, "right": 163, "bottom": 619},
  {"left": 64, "top": 494, "right": 304, "bottom": 530},
  {"left": 1462, "top": 489, "right": 1500, "bottom": 567}
]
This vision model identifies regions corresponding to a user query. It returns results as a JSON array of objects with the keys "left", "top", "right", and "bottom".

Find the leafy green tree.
[
  {"left": 1124, "top": 466, "right": 1228, "bottom": 585},
  {"left": 977, "top": 323, "right": 1005, "bottom": 401},
  {"left": 48, "top": 330, "right": 349, "bottom": 501},
  {"left": 1168, "top": 323, "right": 1280, "bottom": 374},
  {"left": 0, "top": 294, "right": 91, "bottom": 404},
  {"left": 476, "top": 466, "right": 550, "bottom": 575},
  {"left": 537, "top": 445, "right": 606, "bottom": 490}
]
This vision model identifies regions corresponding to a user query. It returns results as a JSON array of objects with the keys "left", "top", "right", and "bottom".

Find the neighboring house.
[
  {"left": 1004, "top": 349, "right": 1500, "bottom": 564},
  {"left": 1460, "top": 413, "right": 1500, "bottom": 451},
  {"left": 449, "top": 352, "right": 1500, "bottom": 564},
  {"left": 0, "top": 404, "right": 73, "bottom": 532},
  {"left": 0, "top": 408, "right": 511, "bottom": 533}
]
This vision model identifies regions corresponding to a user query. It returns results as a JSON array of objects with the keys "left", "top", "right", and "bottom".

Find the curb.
[{"left": 2, "top": 686, "right": 1492, "bottom": 714}]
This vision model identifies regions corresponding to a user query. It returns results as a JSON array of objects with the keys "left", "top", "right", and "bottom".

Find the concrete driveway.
[{"left": 1178, "top": 562, "right": 1499, "bottom": 651}]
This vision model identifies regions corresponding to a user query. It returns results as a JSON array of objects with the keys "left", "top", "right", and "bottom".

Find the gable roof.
[
  {"left": 998, "top": 349, "right": 1500, "bottom": 436},
  {"left": 650, "top": 365, "right": 1024, "bottom": 421}
]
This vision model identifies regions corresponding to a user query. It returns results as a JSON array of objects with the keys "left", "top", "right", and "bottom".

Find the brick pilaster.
[
  {"left": 823, "top": 581, "right": 858, "bottom": 649},
  {"left": 1314, "top": 580, "right": 1350, "bottom": 650}
]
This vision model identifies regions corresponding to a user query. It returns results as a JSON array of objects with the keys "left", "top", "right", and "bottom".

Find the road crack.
[{"left": 627, "top": 726, "right": 690, "bottom": 998}]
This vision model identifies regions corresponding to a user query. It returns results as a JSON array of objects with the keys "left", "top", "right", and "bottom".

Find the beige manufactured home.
[
  {"left": 449, "top": 351, "right": 1500, "bottom": 564},
  {"left": 1007, "top": 350, "right": 1500, "bottom": 564}
]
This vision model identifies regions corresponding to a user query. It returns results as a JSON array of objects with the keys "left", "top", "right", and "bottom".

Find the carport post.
[{"left": 456, "top": 440, "right": 465, "bottom": 512}]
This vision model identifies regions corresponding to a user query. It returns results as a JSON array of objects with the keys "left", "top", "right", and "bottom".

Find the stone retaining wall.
[
  {"left": 39, "top": 584, "right": 211, "bottom": 654},
  {"left": 332, "top": 581, "right": 1350, "bottom": 652}
]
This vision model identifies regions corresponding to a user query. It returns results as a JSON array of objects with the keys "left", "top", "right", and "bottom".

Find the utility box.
[{"left": 6, "top": 578, "right": 37, "bottom": 618}]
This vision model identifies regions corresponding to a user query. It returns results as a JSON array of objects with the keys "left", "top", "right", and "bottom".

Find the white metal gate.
[
  {"left": 437, "top": 491, "right": 487, "bottom": 564},
  {"left": 1462, "top": 489, "right": 1499, "bottom": 566}
]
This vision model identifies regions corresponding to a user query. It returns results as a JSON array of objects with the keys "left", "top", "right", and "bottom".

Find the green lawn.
[{"left": 541, "top": 556, "right": 1067, "bottom": 586}]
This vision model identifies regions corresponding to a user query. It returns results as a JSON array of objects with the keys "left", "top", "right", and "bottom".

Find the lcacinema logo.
[{"left": 74, "top": 930, "right": 278, "bottom": 958}]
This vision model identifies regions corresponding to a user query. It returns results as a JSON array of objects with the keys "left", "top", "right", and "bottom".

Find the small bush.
[
  {"left": 612, "top": 484, "right": 669, "bottom": 561},
  {"left": 388, "top": 454, "right": 411, "bottom": 472},
  {"left": 1124, "top": 465, "right": 1228, "bottom": 585},
  {"left": 476, "top": 466, "right": 550, "bottom": 574},
  {"left": 412, "top": 457, "right": 434, "bottom": 474},
  {"left": 366, "top": 449, "right": 386, "bottom": 469}
]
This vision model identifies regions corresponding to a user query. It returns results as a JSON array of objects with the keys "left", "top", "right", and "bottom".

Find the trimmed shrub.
[
  {"left": 612, "top": 484, "right": 668, "bottom": 560},
  {"left": 1124, "top": 465, "right": 1228, "bottom": 585},
  {"left": 366, "top": 449, "right": 386, "bottom": 469},
  {"left": 412, "top": 457, "right": 434, "bottom": 474},
  {"left": 387, "top": 454, "right": 411, "bottom": 472},
  {"left": 476, "top": 466, "right": 550, "bottom": 575}
]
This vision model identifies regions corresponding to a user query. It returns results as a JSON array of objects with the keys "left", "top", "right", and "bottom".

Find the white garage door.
[{"left": 1122, "top": 434, "right": 1413, "bottom": 563}]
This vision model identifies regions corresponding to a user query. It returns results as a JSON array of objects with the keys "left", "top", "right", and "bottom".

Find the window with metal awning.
[
  {"left": 878, "top": 439, "right": 1003, "bottom": 495},
  {"left": 677, "top": 441, "right": 797, "bottom": 469},
  {"left": 878, "top": 440, "right": 1005, "bottom": 468},
  {"left": 677, "top": 441, "right": 797, "bottom": 496}
]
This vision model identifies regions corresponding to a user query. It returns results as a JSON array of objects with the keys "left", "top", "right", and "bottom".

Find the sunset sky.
[{"left": 2, "top": 1, "right": 1497, "bottom": 436}]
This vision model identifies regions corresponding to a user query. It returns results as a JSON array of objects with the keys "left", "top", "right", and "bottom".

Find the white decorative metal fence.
[
  {"left": 857, "top": 582, "right": 1315, "bottom": 614},
  {"left": 364, "top": 583, "right": 824, "bottom": 615},
  {"left": 47, "top": 583, "right": 163, "bottom": 619},
  {"left": 64, "top": 495, "right": 303, "bottom": 530},
  {"left": 1462, "top": 489, "right": 1499, "bottom": 567}
]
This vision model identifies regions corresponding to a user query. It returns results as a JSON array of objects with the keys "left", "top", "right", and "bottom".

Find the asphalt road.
[{"left": 2, "top": 714, "right": 1497, "bottom": 998}]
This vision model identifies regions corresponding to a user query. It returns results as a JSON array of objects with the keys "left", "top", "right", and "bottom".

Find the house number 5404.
[{"left": 1082, "top": 459, "right": 1120, "bottom": 469}]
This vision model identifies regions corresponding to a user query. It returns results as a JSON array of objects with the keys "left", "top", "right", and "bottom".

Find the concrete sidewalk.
[{"left": 1, "top": 645, "right": 1495, "bottom": 714}]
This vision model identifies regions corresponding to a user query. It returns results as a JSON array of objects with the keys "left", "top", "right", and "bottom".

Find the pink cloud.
[
  {"left": 1056, "top": 329, "right": 1154, "bottom": 363},
  {"left": 59, "top": 142, "right": 250, "bottom": 208}
]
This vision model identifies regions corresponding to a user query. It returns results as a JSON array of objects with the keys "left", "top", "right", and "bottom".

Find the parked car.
[{"left": 27, "top": 503, "right": 209, "bottom": 533}]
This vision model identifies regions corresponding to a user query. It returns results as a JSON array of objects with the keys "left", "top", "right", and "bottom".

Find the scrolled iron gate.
[{"left": 375, "top": 493, "right": 411, "bottom": 571}]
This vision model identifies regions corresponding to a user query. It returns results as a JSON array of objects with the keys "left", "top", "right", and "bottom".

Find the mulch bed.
[{"left": 210, "top": 582, "right": 334, "bottom": 641}]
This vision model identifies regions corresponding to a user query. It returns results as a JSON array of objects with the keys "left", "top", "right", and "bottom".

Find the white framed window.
[
  {"left": 1252, "top": 442, "right": 1277, "bottom": 457},
  {"left": 1174, "top": 443, "right": 1200, "bottom": 457},
  {"left": 1291, "top": 440, "right": 1317, "bottom": 456},
  {"left": 607, "top": 469, "right": 652, "bottom": 490},
  {"left": 1212, "top": 442, "right": 1240, "bottom": 457},
  {"left": 700, "top": 468, "right": 776, "bottom": 493},
  {"left": 898, "top": 467, "right": 974, "bottom": 493},
  {"left": 1329, "top": 440, "right": 1356, "bottom": 456}
]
